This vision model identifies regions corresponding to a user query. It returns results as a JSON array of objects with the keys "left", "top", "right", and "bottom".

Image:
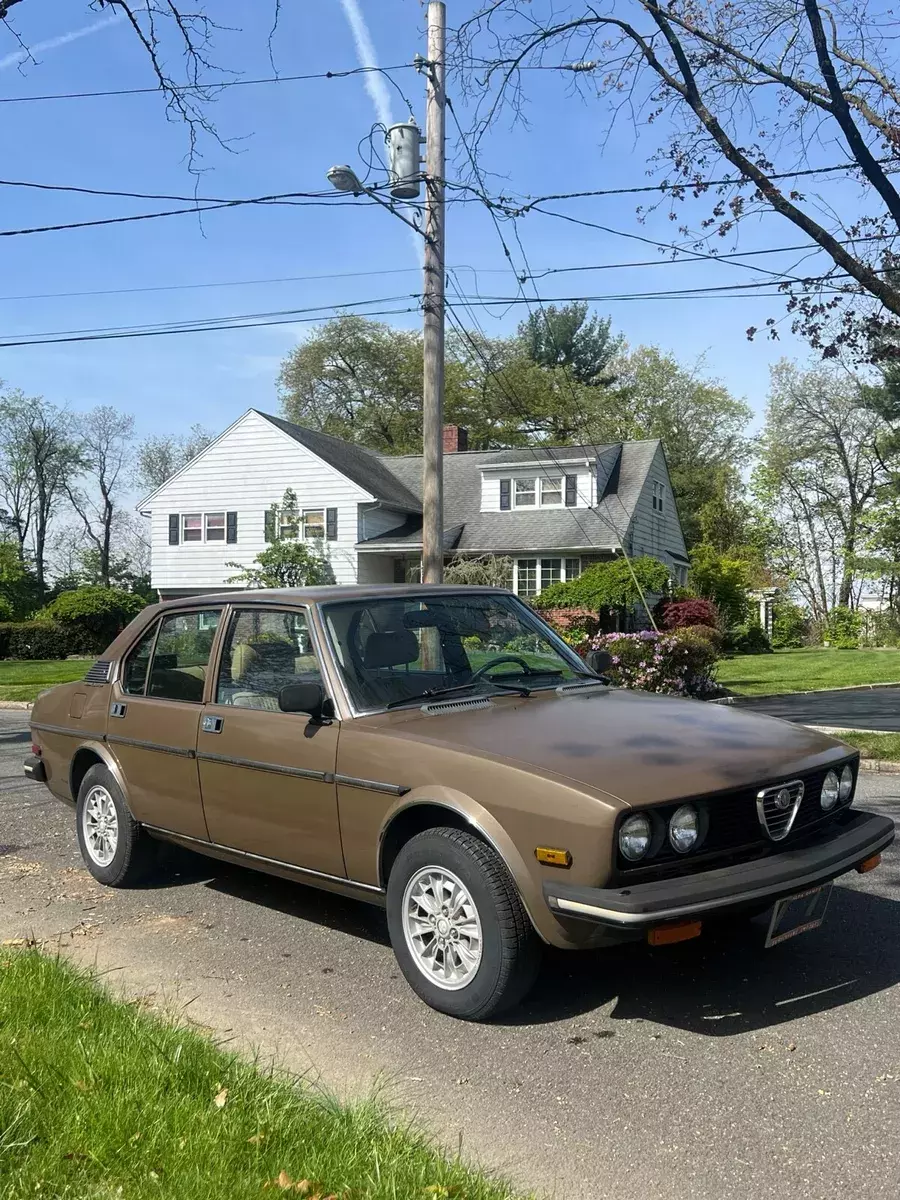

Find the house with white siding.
[{"left": 138, "top": 409, "right": 688, "bottom": 601}]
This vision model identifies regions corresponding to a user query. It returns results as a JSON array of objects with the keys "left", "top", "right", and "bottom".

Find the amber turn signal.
[
  {"left": 535, "top": 846, "right": 572, "bottom": 868},
  {"left": 647, "top": 920, "right": 702, "bottom": 946},
  {"left": 857, "top": 853, "right": 882, "bottom": 874}
]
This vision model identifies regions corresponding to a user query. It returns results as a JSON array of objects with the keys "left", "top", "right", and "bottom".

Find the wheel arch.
[
  {"left": 376, "top": 792, "right": 550, "bottom": 942},
  {"left": 70, "top": 742, "right": 131, "bottom": 811}
]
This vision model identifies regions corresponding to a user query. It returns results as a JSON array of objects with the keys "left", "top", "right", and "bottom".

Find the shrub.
[
  {"left": 726, "top": 622, "right": 773, "bottom": 655},
  {"left": 655, "top": 597, "right": 719, "bottom": 631},
  {"left": 539, "top": 607, "right": 603, "bottom": 649},
  {"left": 444, "top": 554, "right": 514, "bottom": 589},
  {"left": 0, "top": 621, "right": 89, "bottom": 660},
  {"left": 43, "top": 586, "right": 146, "bottom": 650},
  {"left": 583, "top": 626, "right": 719, "bottom": 697},
  {"left": 535, "top": 556, "right": 670, "bottom": 612},
  {"left": 681, "top": 622, "right": 725, "bottom": 655},
  {"left": 0, "top": 596, "right": 12, "bottom": 623},
  {"left": 825, "top": 605, "right": 862, "bottom": 650},
  {"left": 863, "top": 608, "right": 900, "bottom": 648},
  {"left": 771, "top": 601, "right": 808, "bottom": 649},
  {"left": 227, "top": 542, "right": 332, "bottom": 589}
]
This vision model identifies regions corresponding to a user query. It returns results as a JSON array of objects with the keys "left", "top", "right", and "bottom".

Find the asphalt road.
[
  {"left": 2, "top": 709, "right": 900, "bottom": 1200},
  {"left": 731, "top": 686, "right": 900, "bottom": 731}
]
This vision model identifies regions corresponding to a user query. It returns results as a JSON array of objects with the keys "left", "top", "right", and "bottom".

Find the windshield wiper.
[{"left": 385, "top": 680, "right": 530, "bottom": 709}]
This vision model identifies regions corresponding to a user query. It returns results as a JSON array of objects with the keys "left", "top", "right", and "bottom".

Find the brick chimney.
[{"left": 442, "top": 424, "right": 469, "bottom": 453}]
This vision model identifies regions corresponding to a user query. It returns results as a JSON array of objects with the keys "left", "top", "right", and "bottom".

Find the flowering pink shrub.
[{"left": 582, "top": 628, "right": 718, "bottom": 698}]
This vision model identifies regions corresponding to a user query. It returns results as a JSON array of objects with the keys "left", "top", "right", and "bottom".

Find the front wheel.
[{"left": 386, "top": 827, "right": 541, "bottom": 1020}]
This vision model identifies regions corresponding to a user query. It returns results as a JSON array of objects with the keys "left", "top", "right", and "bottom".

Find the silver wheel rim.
[
  {"left": 82, "top": 785, "right": 119, "bottom": 867},
  {"left": 401, "top": 866, "right": 483, "bottom": 991}
]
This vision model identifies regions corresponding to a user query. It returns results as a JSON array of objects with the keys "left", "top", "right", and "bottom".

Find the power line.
[{"left": 0, "top": 63, "right": 419, "bottom": 105}]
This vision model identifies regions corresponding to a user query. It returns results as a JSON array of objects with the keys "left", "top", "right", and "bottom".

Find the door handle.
[
  {"left": 201, "top": 715, "right": 224, "bottom": 734},
  {"left": 110, "top": 702, "right": 127, "bottom": 718}
]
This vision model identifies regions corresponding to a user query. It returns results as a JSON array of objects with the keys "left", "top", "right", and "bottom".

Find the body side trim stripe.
[
  {"left": 31, "top": 722, "right": 106, "bottom": 740},
  {"left": 334, "top": 773, "right": 410, "bottom": 796},
  {"left": 197, "top": 751, "right": 328, "bottom": 782},
  {"left": 106, "top": 735, "right": 195, "bottom": 759}
]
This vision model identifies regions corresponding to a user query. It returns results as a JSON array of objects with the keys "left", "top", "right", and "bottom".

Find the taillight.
[{"left": 31, "top": 743, "right": 41, "bottom": 757}]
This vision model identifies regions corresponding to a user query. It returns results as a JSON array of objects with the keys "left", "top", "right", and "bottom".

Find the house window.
[
  {"left": 514, "top": 557, "right": 580, "bottom": 598},
  {"left": 303, "top": 509, "right": 325, "bottom": 539},
  {"left": 516, "top": 559, "right": 538, "bottom": 598},
  {"left": 652, "top": 481, "right": 665, "bottom": 513},
  {"left": 182, "top": 513, "right": 202, "bottom": 542},
  {"left": 205, "top": 512, "right": 225, "bottom": 541},
  {"left": 514, "top": 478, "right": 536, "bottom": 507},
  {"left": 540, "top": 477, "right": 563, "bottom": 506},
  {"left": 541, "top": 558, "right": 562, "bottom": 590}
]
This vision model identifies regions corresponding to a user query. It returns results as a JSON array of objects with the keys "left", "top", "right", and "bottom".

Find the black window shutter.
[
  {"left": 264, "top": 508, "right": 276, "bottom": 542},
  {"left": 499, "top": 478, "right": 511, "bottom": 510},
  {"left": 226, "top": 511, "right": 238, "bottom": 543},
  {"left": 168, "top": 514, "right": 179, "bottom": 545},
  {"left": 565, "top": 475, "right": 577, "bottom": 507},
  {"left": 326, "top": 507, "right": 338, "bottom": 540}
]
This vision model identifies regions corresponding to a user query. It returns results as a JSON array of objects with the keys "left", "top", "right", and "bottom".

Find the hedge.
[{"left": 0, "top": 621, "right": 94, "bottom": 660}]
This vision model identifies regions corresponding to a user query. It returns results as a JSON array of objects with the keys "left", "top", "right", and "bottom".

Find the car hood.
[{"left": 374, "top": 687, "right": 850, "bottom": 806}]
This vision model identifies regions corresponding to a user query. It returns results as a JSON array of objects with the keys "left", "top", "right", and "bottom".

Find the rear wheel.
[
  {"left": 76, "top": 764, "right": 159, "bottom": 887},
  {"left": 386, "top": 827, "right": 541, "bottom": 1020}
]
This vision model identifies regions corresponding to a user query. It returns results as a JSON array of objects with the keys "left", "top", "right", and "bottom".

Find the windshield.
[{"left": 322, "top": 591, "right": 587, "bottom": 712}]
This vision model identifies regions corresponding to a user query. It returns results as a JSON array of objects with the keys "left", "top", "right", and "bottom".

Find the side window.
[
  {"left": 147, "top": 610, "right": 221, "bottom": 703},
  {"left": 121, "top": 622, "right": 158, "bottom": 695},
  {"left": 216, "top": 609, "right": 321, "bottom": 711}
]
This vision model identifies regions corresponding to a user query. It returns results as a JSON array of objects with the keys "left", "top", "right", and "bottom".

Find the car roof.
[{"left": 159, "top": 584, "right": 510, "bottom": 608}]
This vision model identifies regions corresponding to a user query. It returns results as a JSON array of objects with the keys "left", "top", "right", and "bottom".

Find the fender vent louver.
[
  {"left": 83, "top": 660, "right": 112, "bottom": 686},
  {"left": 420, "top": 696, "right": 494, "bottom": 716}
]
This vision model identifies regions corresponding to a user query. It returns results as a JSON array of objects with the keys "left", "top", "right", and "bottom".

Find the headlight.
[
  {"left": 619, "top": 813, "right": 652, "bottom": 861},
  {"left": 839, "top": 764, "right": 854, "bottom": 802},
  {"left": 821, "top": 769, "right": 840, "bottom": 811},
  {"left": 668, "top": 804, "right": 699, "bottom": 854}
]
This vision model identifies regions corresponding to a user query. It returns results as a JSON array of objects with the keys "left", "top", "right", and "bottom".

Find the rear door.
[
  {"left": 197, "top": 606, "right": 344, "bottom": 876},
  {"left": 107, "top": 607, "right": 222, "bottom": 839}
]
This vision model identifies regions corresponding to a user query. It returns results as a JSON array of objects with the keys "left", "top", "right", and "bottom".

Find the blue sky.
[{"left": 0, "top": 0, "right": 855, "bottom": 443}]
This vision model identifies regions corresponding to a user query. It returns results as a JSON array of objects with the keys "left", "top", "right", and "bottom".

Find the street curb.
[
  {"left": 712, "top": 679, "right": 900, "bottom": 704},
  {"left": 857, "top": 759, "right": 900, "bottom": 773},
  {"left": 0, "top": 701, "right": 32, "bottom": 710}
]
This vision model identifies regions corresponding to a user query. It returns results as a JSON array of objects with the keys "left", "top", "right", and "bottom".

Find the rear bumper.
[
  {"left": 544, "top": 810, "right": 895, "bottom": 929},
  {"left": 23, "top": 755, "right": 46, "bottom": 783}
]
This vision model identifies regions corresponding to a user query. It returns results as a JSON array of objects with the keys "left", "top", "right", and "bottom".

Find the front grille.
[
  {"left": 83, "top": 660, "right": 111, "bottom": 685},
  {"left": 614, "top": 758, "right": 858, "bottom": 881}
]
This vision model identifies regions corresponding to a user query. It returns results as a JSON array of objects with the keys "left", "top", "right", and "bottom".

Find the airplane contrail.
[{"left": 0, "top": 12, "right": 124, "bottom": 71}]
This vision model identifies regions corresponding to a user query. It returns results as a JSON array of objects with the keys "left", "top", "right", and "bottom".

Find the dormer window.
[
  {"left": 515, "top": 478, "right": 536, "bottom": 507},
  {"left": 540, "top": 476, "right": 562, "bottom": 506}
]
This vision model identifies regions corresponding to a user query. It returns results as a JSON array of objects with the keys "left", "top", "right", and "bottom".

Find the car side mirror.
[
  {"left": 278, "top": 682, "right": 334, "bottom": 722},
  {"left": 584, "top": 649, "right": 613, "bottom": 677}
]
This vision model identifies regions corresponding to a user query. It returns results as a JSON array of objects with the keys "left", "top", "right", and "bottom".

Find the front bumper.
[{"left": 544, "top": 810, "right": 895, "bottom": 929}]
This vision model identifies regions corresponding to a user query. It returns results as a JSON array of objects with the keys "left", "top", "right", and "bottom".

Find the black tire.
[
  {"left": 75, "top": 763, "right": 160, "bottom": 887},
  {"left": 386, "top": 827, "right": 541, "bottom": 1020}
]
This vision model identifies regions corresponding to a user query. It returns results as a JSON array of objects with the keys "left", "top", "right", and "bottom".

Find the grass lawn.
[
  {"left": 831, "top": 731, "right": 900, "bottom": 762},
  {"left": 0, "top": 950, "right": 524, "bottom": 1200},
  {"left": 0, "top": 658, "right": 90, "bottom": 702},
  {"left": 716, "top": 647, "right": 900, "bottom": 697}
]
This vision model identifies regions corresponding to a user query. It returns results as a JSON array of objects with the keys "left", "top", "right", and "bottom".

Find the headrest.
[
  {"left": 363, "top": 628, "right": 419, "bottom": 669},
  {"left": 231, "top": 639, "right": 294, "bottom": 683}
]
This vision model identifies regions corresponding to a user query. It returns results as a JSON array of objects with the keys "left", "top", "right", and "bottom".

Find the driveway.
[
  {"left": 2, "top": 709, "right": 900, "bottom": 1200},
  {"left": 727, "top": 686, "right": 900, "bottom": 731}
]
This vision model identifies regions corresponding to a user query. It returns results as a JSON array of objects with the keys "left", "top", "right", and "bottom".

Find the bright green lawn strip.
[
  {"left": 0, "top": 951, "right": 524, "bottom": 1200},
  {"left": 0, "top": 659, "right": 89, "bottom": 702},
  {"left": 716, "top": 648, "right": 900, "bottom": 697},
  {"left": 831, "top": 731, "right": 900, "bottom": 762}
]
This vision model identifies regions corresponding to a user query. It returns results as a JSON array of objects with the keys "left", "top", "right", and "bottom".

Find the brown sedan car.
[{"left": 26, "top": 585, "right": 894, "bottom": 1019}]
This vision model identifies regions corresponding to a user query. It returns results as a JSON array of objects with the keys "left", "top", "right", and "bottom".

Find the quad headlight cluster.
[
  {"left": 618, "top": 803, "right": 701, "bottom": 862},
  {"left": 821, "top": 763, "right": 855, "bottom": 812}
]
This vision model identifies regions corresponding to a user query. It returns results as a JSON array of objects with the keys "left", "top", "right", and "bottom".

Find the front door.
[
  {"left": 108, "top": 607, "right": 223, "bottom": 840},
  {"left": 197, "top": 606, "right": 344, "bottom": 877}
]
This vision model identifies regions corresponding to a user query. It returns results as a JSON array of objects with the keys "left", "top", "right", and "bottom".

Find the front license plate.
[{"left": 765, "top": 884, "right": 833, "bottom": 948}]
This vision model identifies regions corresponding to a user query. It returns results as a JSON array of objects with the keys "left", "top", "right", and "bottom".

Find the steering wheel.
[{"left": 469, "top": 655, "right": 533, "bottom": 683}]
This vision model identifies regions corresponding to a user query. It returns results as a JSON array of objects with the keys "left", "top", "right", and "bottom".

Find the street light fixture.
[{"left": 326, "top": 164, "right": 365, "bottom": 195}]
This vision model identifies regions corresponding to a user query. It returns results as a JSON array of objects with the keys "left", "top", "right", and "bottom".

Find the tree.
[
  {"left": 445, "top": 554, "right": 514, "bottom": 588},
  {"left": 0, "top": 394, "right": 80, "bottom": 601},
  {"left": 755, "top": 361, "right": 883, "bottom": 615},
  {"left": 135, "top": 424, "right": 214, "bottom": 493},
  {"left": 518, "top": 303, "right": 620, "bottom": 386},
  {"left": 457, "top": 1, "right": 900, "bottom": 355},
  {"left": 66, "top": 406, "right": 136, "bottom": 589},
  {"left": 227, "top": 488, "right": 331, "bottom": 589},
  {"left": 0, "top": 540, "right": 38, "bottom": 619},
  {"left": 0, "top": 385, "right": 36, "bottom": 562},
  {"left": 604, "top": 346, "right": 752, "bottom": 545}
]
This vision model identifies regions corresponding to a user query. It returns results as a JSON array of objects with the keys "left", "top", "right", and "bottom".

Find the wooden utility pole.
[{"left": 421, "top": 0, "right": 446, "bottom": 585}]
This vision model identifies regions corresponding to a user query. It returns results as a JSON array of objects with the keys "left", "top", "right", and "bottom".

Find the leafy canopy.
[{"left": 534, "top": 555, "right": 670, "bottom": 611}]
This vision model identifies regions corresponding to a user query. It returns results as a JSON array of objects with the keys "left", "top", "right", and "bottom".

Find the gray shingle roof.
[
  {"left": 256, "top": 411, "right": 422, "bottom": 512},
  {"left": 358, "top": 440, "right": 661, "bottom": 552}
]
